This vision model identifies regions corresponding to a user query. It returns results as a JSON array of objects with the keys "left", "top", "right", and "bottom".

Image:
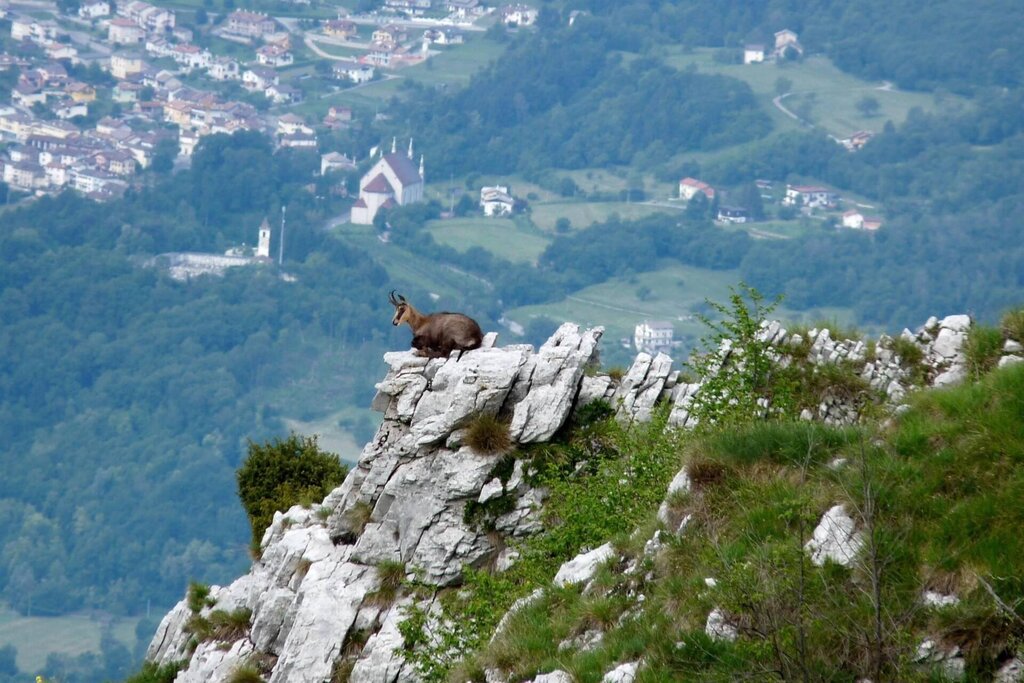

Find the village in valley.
[{"left": 0, "top": 0, "right": 536, "bottom": 200}]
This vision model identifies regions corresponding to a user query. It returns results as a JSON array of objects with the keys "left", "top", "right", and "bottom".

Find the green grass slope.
[{"left": 470, "top": 362, "right": 1024, "bottom": 681}]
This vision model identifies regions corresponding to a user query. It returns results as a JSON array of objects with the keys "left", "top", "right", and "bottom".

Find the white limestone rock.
[
  {"left": 349, "top": 600, "right": 414, "bottom": 683},
  {"left": 922, "top": 590, "right": 960, "bottom": 608},
  {"left": 705, "top": 608, "right": 738, "bottom": 642},
  {"left": 172, "top": 639, "right": 255, "bottom": 683},
  {"left": 578, "top": 375, "right": 613, "bottom": 407},
  {"left": 146, "top": 599, "right": 193, "bottom": 665},
  {"left": 667, "top": 382, "right": 702, "bottom": 429},
  {"left": 510, "top": 324, "right": 604, "bottom": 443},
  {"left": 613, "top": 352, "right": 674, "bottom": 423},
  {"left": 479, "top": 477, "right": 504, "bottom": 503},
  {"left": 805, "top": 505, "right": 863, "bottom": 567},
  {"left": 999, "top": 355, "right": 1023, "bottom": 368},
  {"left": 553, "top": 542, "right": 616, "bottom": 587},
  {"left": 531, "top": 671, "right": 573, "bottom": 683},
  {"left": 557, "top": 628, "right": 604, "bottom": 653},
  {"left": 495, "top": 547, "right": 520, "bottom": 572},
  {"left": 656, "top": 466, "right": 692, "bottom": 524},
  {"left": 411, "top": 347, "right": 530, "bottom": 446},
  {"left": 602, "top": 661, "right": 640, "bottom": 682},
  {"left": 1005, "top": 339, "right": 1024, "bottom": 353},
  {"left": 995, "top": 657, "right": 1024, "bottom": 683},
  {"left": 916, "top": 639, "right": 966, "bottom": 681}
]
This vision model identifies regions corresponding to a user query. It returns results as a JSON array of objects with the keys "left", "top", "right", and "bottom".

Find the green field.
[
  {"left": 332, "top": 224, "right": 487, "bottom": 301},
  {"left": 660, "top": 50, "right": 968, "bottom": 138},
  {"left": 0, "top": 605, "right": 139, "bottom": 673},
  {"left": 529, "top": 201, "right": 678, "bottom": 232},
  {"left": 401, "top": 34, "right": 506, "bottom": 89},
  {"left": 425, "top": 217, "right": 551, "bottom": 263},
  {"left": 506, "top": 262, "right": 856, "bottom": 364}
]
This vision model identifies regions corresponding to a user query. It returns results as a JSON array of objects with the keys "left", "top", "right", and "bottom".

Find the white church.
[{"left": 350, "top": 138, "right": 425, "bottom": 225}]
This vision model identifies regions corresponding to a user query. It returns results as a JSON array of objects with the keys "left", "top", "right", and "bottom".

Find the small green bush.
[
  {"left": 465, "top": 414, "right": 512, "bottom": 455},
  {"left": 964, "top": 325, "right": 1003, "bottom": 379},
  {"left": 237, "top": 433, "right": 348, "bottom": 545}
]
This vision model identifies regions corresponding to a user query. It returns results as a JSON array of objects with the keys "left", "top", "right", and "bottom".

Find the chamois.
[{"left": 388, "top": 291, "right": 483, "bottom": 358}]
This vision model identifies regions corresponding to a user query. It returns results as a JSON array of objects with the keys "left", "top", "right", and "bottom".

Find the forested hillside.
[{"left": 0, "top": 133, "right": 422, "bottom": 622}]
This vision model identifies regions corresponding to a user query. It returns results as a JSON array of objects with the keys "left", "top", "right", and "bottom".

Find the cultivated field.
[
  {"left": 0, "top": 605, "right": 138, "bottom": 673},
  {"left": 660, "top": 50, "right": 968, "bottom": 138},
  {"left": 425, "top": 217, "right": 550, "bottom": 263}
]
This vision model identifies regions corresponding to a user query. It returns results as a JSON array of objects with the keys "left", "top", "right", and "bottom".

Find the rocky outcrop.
[
  {"left": 148, "top": 313, "right": 991, "bottom": 682},
  {"left": 148, "top": 325, "right": 604, "bottom": 683}
]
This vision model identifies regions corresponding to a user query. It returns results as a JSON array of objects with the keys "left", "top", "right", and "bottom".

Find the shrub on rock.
[{"left": 237, "top": 433, "right": 348, "bottom": 545}]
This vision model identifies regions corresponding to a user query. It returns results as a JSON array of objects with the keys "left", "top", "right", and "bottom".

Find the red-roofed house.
[{"left": 679, "top": 177, "right": 715, "bottom": 201}]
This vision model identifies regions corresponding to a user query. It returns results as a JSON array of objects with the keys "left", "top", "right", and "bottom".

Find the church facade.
[{"left": 350, "top": 139, "right": 425, "bottom": 225}]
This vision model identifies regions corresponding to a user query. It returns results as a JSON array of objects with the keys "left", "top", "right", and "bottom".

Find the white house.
[
  {"left": 480, "top": 185, "right": 514, "bottom": 216},
  {"left": 321, "top": 151, "right": 356, "bottom": 175},
  {"left": 679, "top": 177, "right": 715, "bottom": 201},
  {"left": 784, "top": 184, "right": 838, "bottom": 208},
  {"left": 350, "top": 140, "right": 425, "bottom": 224},
  {"left": 634, "top": 321, "right": 674, "bottom": 354},
  {"left": 334, "top": 62, "right": 374, "bottom": 83},
  {"left": 500, "top": 4, "right": 537, "bottom": 25},
  {"left": 108, "top": 18, "right": 145, "bottom": 46},
  {"left": 207, "top": 57, "right": 240, "bottom": 81},
  {"left": 256, "top": 45, "right": 293, "bottom": 67},
  {"left": 743, "top": 44, "right": 765, "bottom": 64},
  {"left": 773, "top": 28, "right": 803, "bottom": 59},
  {"left": 79, "top": 1, "right": 111, "bottom": 19},
  {"left": 242, "top": 67, "right": 278, "bottom": 91},
  {"left": 842, "top": 210, "right": 882, "bottom": 231}
]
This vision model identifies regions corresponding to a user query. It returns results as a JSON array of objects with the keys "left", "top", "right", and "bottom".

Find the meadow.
[{"left": 0, "top": 605, "right": 138, "bottom": 673}]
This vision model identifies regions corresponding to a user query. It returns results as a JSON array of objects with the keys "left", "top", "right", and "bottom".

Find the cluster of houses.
[
  {"left": 678, "top": 177, "right": 882, "bottom": 231},
  {"left": 743, "top": 29, "right": 804, "bottom": 65},
  {"left": 0, "top": 110, "right": 170, "bottom": 199}
]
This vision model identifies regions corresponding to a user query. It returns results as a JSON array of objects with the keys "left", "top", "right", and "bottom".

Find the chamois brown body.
[{"left": 389, "top": 291, "right": 483, "bottom": 358}]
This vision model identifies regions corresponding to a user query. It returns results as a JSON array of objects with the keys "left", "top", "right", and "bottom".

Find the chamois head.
[{"left": 389, "top": 290, "right": 411, "bottom": 326}]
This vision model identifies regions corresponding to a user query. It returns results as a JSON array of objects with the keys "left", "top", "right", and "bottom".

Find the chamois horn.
[{"left": 389, "top": 290, "right": 406, "bottom": 306}]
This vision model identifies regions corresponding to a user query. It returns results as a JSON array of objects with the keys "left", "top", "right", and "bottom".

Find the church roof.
[
  {"left": 383, "top": 153, "right": 421, "bottom": 186},
  {"left": 352, "top": 198, "right": 367, "bottom": 208},
  {"left": 363, "top": 173, "right": 394, "bottom": 194}
]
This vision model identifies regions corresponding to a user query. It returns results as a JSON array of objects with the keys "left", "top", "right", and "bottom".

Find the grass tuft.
[
  {"left": 366, "top": 559, "right": 407, "bottom": 606},
  {"left": 226, "top": 664, "right": 264, "bottom": 683},
  {"left": 964, "top": 325, "right": 1004, "bottom": 379},
  {"left": 465, "top": 413, "right": 513, "bottom": 455},
  {"left": 1000, "top": 308, "right": 1024, "bottom": 342},
  {"left": 187, "top": 581, "right": 215, "bottom": 613}
]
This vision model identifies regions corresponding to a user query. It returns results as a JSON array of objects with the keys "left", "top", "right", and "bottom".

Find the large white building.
[
  {"left": 350, "top": 140, "right": 424, "bottom": 225},
  {"left": 634, "top": 320, "right": 674, "bottom": 354}
]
